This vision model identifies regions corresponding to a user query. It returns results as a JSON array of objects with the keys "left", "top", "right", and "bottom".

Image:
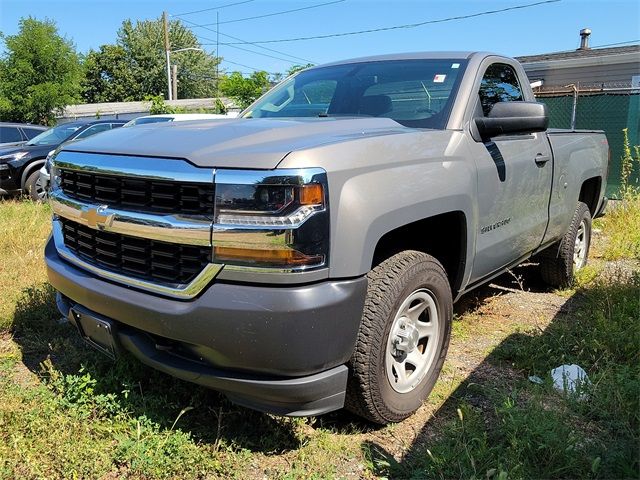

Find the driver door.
[{"left": 468, "top": 62, "right": 553, "bottom": 283}]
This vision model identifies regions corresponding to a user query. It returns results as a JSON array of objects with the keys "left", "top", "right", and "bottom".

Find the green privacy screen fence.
[{"left": 535, "top": 91, "right": 640, "bottom": 198}]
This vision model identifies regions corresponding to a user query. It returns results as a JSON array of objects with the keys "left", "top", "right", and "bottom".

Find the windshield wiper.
[{"left": 317, "top": 113, "right": 372, "bottom": 118}]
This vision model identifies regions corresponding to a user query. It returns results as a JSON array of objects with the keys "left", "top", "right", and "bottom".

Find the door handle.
[{"left": 534, "top": 154, "right": 551, "bottom": 165}]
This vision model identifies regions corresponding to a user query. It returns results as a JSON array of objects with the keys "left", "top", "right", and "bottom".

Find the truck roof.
[{"left": 317, "top": 51, "right": 493, "bottom": 68}]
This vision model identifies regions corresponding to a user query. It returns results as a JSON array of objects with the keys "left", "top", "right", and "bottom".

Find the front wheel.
[
  {"left": 25, "top": 170, "right": 47, "bottom": 202},
  {"left": 345, "top": 251, "right": 452, "bottom": 424}
]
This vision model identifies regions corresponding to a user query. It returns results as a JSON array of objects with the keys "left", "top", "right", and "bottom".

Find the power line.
[
  {"left": 191, "top": 28, "right": 303, "bottom": 65},
  {"left": 591, "top": 39, "right": 640, "bottom": 48},
  {"left": 221, "top": 59, "right": 276, "bottom": 74},
  {"left": 178, "top": 16, "right": 314, "bottom": 64},
  {"left": 201, "top": 0, "right": 345, "bottom": 26},
  {"left": 172, "top": 0, "right": 255, "bottom": 17},
  {"left": 221, "top": 39, "right": 306, "bottom": 64},
  {"left": 216, "top": 0, "right": 561, "bottom": 45}
]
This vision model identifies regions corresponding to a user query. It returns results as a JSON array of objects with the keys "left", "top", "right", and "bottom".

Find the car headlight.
[
  {"left": 0, "top": 151, "right": 28, "bottom": 162},
  {"left": 45, "top": 149, "right": 57, "bottom": 171},
  {"left": 213, "top": 168, "right": 329, "bottom": 270}
]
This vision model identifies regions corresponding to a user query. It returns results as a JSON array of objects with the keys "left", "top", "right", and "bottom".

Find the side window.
[
  {"left": 73, "top": 124, "right": 111, "bottom": 139},
  {"left": 479, "top": 63, "right": 523, "bottom": 116},
  {"left": 23, "top": 128, "right": 45, "bottom": 139},
  {"left": 0, "top": 126, "right": 24, "bottom": 143}
]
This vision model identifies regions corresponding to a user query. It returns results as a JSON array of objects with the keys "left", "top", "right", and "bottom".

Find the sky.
[{"left": 0, "top": 0, "right": 638, "bottom": 76}]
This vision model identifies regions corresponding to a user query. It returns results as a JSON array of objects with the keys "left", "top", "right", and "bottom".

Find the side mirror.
[{"left": 475, "top": 101, "right": 548, "bottom": 141}]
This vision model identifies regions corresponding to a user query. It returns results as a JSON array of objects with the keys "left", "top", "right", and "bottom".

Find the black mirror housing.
[{"left": 475, "top": 101, "right": 548, "bottom": 141}]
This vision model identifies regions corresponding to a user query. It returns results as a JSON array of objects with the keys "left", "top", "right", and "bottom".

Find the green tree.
[
  {"left": 220, "top": 71, "right": 270, "bottom": 109},
  {"left": 82, "top": 45, "right": 140, "bottom": 103},
  {"left": 287, "top": 63, "right": 314, "bottom": 76},
  {"left": 115, "top": 17, "right": 220, "bottom": 100},
  {"left": 0, "top": 17, "right": 82, "bottom": 124}
]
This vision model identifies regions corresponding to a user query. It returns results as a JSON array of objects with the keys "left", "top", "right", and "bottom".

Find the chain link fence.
[{"left": 534, "top": 84, "right": 640, "bottom": 198}]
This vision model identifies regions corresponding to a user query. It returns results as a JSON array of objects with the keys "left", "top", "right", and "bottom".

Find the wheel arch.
[
  {"left": 20, "top": 158, "right": 46, "bottom": 189},
  {"left": 370, "top": 211, "right": 469, "bottom": 294},
  {"left": 578, "top": 176, "right": 602, "bottom": 217}
]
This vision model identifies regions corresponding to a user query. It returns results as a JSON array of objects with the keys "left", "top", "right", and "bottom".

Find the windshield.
[
  {"left": 27, "top": 124, "right": 82, "bottom": 146},
  {"left": 126, "top": 117, "right": 174, "bottom": 127},
  {"left": 243, "top": 59, "right": 467, "bottom": 129}
]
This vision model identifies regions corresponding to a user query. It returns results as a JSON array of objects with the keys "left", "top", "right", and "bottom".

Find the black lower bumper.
[{"left": 46, "top": 237, "right": 367, "bottom": 416}]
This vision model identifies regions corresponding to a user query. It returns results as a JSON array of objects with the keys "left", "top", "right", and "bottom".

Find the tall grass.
[
  {"left": 390, "top": 269, "right": 640, "bottom": 480},
  {"left": 0, "top": 200, "right": 52, "bottom": 331}
]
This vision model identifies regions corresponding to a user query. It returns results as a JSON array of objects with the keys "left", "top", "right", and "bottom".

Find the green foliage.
[
  {"left": 220, "top": 71, "right": 270, "bottom": 109},
  {"left": 146, "top": 95, "right": 176, "bottom": 115},
  {"left": 620, "top": 128, "right": 640, "bottom": 199},
  {"left": 0, "top": 17, "right": 82, "bottom": 124},
  {"left": 82, "top": 44, "right": 140, "bottom": 103},
  {"left": 115, "top": 17, "right": 219, "bottom": 101},
  {"left": 594, "top": 196, "right": 640, "bottom": 260},
  {"left": 213, "top": 98, "right": 228, "bottom": 114},
  {"left": 79, "top": 16, "right": 221, "bottom": 103},
  {"left": 287, "top": 63, "right": 315, "bottom": 76}
]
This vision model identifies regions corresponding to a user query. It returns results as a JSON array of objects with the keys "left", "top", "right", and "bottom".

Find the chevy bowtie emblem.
[{"left": 81, "top": 205, "right": 114, "bottom": 229}]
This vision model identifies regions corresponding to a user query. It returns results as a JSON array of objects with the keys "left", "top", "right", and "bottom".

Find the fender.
[{"left": 20, "top": 158, "right": 46, "bottom": 189}]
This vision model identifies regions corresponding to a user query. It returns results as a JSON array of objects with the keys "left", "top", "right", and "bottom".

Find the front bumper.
[
  {"left": 46, "top": 237, "right": 367, "bottom": 415},
  {"left": 0, "top": 164, "right": 19, "bottom": 194}
]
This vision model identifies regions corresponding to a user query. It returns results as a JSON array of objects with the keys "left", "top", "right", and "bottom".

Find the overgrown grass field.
[{"left": 0, "top": 196, "right": 638, "bottom": 479}]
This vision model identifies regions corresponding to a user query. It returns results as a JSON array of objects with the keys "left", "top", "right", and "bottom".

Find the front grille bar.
[
  {"left": 50, "top": 189, "right": 212, "bottom": 246},
  {"left": 52, "top": 220, "right": 222, "bottom": 299}
]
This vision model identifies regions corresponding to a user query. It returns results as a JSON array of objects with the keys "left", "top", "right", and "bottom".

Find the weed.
[{"left": 593, "top": 195, "right": 640, "bottom": 260}]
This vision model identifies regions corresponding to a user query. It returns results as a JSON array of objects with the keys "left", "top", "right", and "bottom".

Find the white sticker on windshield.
[
  {"left": 451, "top": 63, "right": 460, "bottom": 69},
  {"left": 433, "top": 74, "right": 446, "bottom": 83}
]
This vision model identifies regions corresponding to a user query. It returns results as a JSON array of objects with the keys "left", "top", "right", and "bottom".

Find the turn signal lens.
[
  {"left": 213, "top": 246, "right": 322, "bottom": 267},
  {"left": 298, "top": 184, "right": 324, "bottom": 205}
]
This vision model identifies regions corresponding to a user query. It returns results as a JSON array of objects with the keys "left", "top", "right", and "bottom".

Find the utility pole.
[
  {"left": 171, "top": 64, "right": 178, "bottom": 100},
  {"left": 216, "top": 11, "right": 220, "bottom": 101},
  {"left": 163, "top": 11, "right": 172, "bottom": 101}
]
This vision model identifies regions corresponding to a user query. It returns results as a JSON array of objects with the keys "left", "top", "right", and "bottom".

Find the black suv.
[
  {"left": 0, "top": 119, "right": 126, "bottom": 200},
  {"left": 0, "top": 122, "right": 47, "bottom": 148}
]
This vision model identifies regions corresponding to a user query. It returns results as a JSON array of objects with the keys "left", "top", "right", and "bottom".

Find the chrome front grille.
[
  {"left": 59, "top": 169, "right": 214, "bottom": 215},
  {"left": 50, "top": 151, "right": 221, "bottom": 298},
  {"left": 61, "top": 219, "right": 212, "bottom": 284}
]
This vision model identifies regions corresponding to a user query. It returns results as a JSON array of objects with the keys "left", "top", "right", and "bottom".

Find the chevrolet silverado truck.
[{"left": 45, "top": 52, "right": 608, "bottom": 424}]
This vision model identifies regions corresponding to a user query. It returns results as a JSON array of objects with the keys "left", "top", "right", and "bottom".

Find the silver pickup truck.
[{"left": 45, "top": 52, "right": 608, "bottom": 424}]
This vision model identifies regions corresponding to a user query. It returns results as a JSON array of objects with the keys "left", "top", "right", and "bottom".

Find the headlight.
[
  {"left": 45, "top": 149, "right": 57, "bottom": 171},
  {"left": 213, "top": 168, "right": 329, "bottom": 270},
  {"left": 0, "top": 151, "right": 28, "bottom": 162}
]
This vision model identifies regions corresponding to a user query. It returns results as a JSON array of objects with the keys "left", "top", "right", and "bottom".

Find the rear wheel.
[
  {"left": 539, "top": 202, "right": 591, "bottom": 288},
  {"left": 25, "top": 170, "right": 47, "bottom": 202},
  {"left": 346, "top": 250, "right": 452, "bottom": 424}
]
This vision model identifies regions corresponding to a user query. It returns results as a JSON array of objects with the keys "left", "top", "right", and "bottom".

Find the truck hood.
[{"left": 62, "top": 117, "right": 411, "bottom": 169}]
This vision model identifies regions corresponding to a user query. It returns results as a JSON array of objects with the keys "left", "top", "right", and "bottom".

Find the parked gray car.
[
  {"left": 45, "top": 52, "right": 608, "bottom": 424},
  {"left": 0, "top": 122, "right": 47, "bottom": 149}
]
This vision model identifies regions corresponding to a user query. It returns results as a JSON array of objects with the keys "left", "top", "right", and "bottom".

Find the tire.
[
  {"left": 24, "top": 170, "right": 47, "bottom": 202},
  {"left": 345, "top": 250, "right": 453, "bottom": 424},
  {"left": 539, "top": 202, "right": 591, "bottom": 288}
]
